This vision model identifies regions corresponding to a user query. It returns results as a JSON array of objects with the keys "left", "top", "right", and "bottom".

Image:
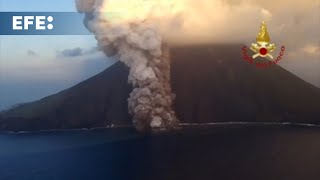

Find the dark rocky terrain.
[{"left": 1, "top": 44, "right": 320, "bottom": 131}]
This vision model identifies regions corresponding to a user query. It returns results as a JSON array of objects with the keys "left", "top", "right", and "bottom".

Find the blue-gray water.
[{"left": 0, "top": 125, "right": 320, "bottom": 180}]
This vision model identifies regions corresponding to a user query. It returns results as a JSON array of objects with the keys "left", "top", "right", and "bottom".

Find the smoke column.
[{"left": 76, "top": 0, "right": 179, "bottom": 132}]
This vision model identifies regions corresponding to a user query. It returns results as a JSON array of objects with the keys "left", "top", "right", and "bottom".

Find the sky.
[
  {"left": 0, "top": 0, "right": 319, "bottom": 109},
  {"left": 0, "top": 0, "right": 114, "bottom": 109}
]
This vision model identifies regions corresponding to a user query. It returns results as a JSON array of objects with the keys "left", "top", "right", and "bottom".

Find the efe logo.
[{"left": 12, "top": 16, "right": 54, "bottom": 30}]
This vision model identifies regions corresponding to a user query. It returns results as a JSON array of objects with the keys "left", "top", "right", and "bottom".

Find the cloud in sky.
[
  {"left": 302, "top": 45, "right": 320, "bottom": 56},
  {"left": 57, "top": 47, "right": 98, "bottom": 58},
  {"left": 121, "top": 0, "right": 317, "bottom": 47},
  {"left": 59, "top": 47, "right": 83, "bottom": 57},
  {"left": 27, "top": 50, "right": 38, "bottom": 57}
]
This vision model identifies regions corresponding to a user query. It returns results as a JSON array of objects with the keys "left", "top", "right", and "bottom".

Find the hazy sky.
[
  {"left": 0, "top": 0, "right": 111, "bottom": 109},
  {"left": 0, "top": 0, "right": 319, "bottom": 109}
]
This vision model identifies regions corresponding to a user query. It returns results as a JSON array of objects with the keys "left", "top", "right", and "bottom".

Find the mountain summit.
[{"left": 1, "top": 44, "right": 320, "bottom": 131}]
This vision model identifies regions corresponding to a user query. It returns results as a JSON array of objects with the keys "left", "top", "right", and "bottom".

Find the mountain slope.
[
  {"left": 171, "top": 44, "right": 320, "bottom": 123},
  {"left": 1, "top": 44, "right": 320, "bottom": 131},
  {"left": 1, "top": 62, "right": 132, "bottom": 131}
]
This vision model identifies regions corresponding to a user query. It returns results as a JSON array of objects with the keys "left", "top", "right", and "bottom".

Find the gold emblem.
[{"left": 250, "top": 21, "right": 276, "bottom": 59}]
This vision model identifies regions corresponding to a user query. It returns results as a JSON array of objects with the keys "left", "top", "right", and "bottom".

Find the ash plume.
[{"left": 75, "top": 0, "right": 179, "bottom": 132}]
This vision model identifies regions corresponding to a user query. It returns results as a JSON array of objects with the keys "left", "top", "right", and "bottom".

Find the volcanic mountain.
[{"left": 1, "top": 44, "right": 320, "bottom": 131}]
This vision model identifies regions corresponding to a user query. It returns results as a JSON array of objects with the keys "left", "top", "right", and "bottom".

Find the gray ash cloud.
[{"left": 75, "top": 0, "right": 179, "bottom": 132}]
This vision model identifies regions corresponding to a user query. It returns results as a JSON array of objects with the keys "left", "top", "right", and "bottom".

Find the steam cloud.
[{"left": 75, "top": 0, "right": 179, "bottom": 132}]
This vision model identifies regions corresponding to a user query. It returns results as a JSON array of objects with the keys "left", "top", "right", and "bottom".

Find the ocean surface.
[{"left": 0, "top": 125, "right": 320, "bottom": 180}]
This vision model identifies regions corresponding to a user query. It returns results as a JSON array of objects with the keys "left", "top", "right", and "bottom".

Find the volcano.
[{"left": 1, "top": 44, "right": 320, "bottom": 131}]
